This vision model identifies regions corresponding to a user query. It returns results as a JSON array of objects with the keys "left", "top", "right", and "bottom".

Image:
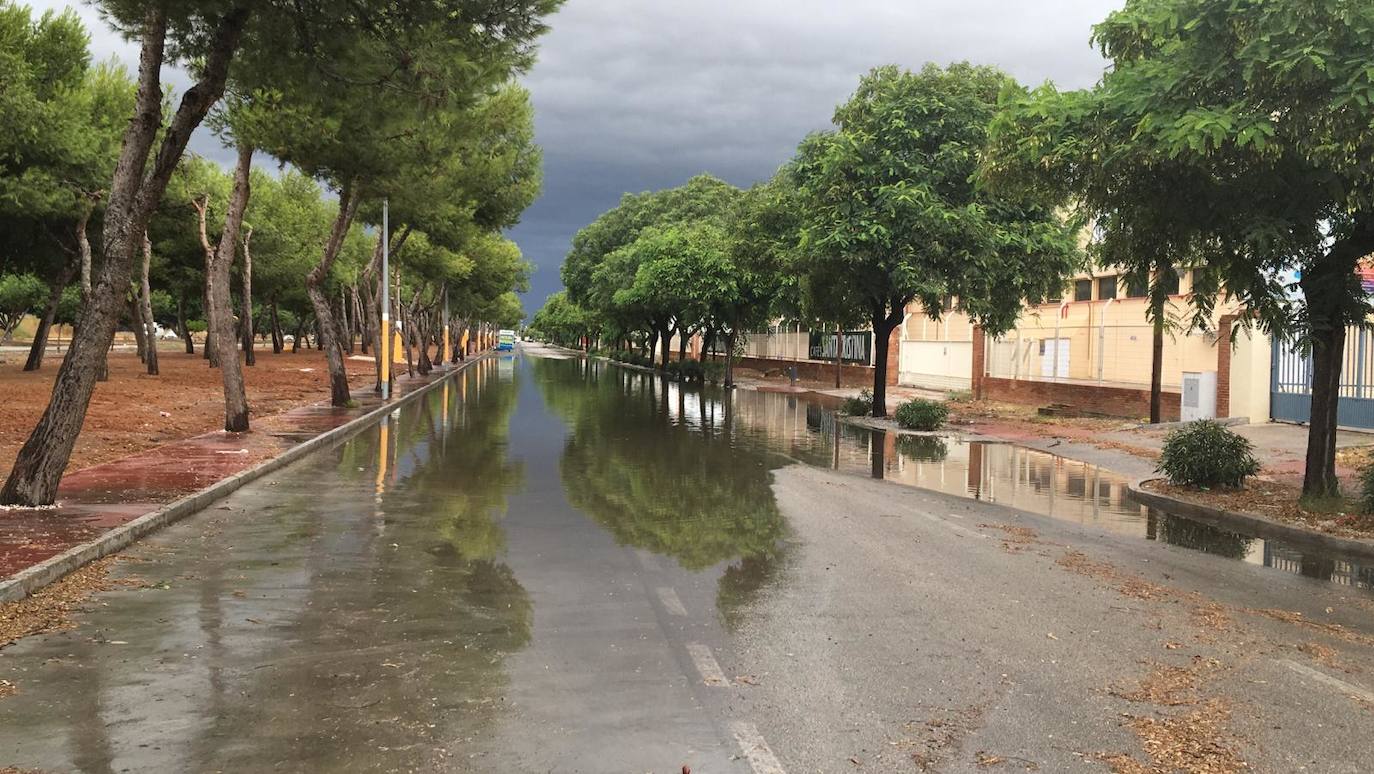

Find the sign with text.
[{"left": 808, "top": 330, "right": 872, "bottom": 364}]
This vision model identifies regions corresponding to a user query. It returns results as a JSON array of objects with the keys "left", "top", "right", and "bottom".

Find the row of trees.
[
  {"left": 533, "top": 62, "right": 1079, "bottom": 417},
  {"left": 537, "top": 0, "right": 1374, "bottom": 500},
  {"left": 0, "top": 0, "right": 561, "bottom": 507}
]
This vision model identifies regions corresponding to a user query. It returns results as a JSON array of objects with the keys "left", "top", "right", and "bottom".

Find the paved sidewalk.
[{"left": 0, "top": 360, "right": 478, "bottom": 582}]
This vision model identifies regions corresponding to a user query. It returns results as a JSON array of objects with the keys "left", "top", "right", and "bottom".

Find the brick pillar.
[
  {"left": 1216, "top": 314, "right": 1235, "bottom": 418},
  {"left": 886, "top": 326, "right": 901, "bottom": 387},
  {"left": 971, "top": 325, "right": 986, "bottom": 399}
]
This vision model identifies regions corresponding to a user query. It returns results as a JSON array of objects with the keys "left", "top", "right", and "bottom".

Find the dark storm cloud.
[
  {"left": 33, "top": 0, "right": 1126, "bottom": 313},
  {"left": 512, "top": 0, "right": 1126, "bottom": 311}
]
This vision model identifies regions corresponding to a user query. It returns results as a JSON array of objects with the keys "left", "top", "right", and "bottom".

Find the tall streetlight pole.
[{"left": 380, "top": 198, "right": 391, "bottom": 400}]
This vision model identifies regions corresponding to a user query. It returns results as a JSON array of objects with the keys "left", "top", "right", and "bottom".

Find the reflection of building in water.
[{"left": 601, "top": 362, "right": 1374, "bottom": 596}]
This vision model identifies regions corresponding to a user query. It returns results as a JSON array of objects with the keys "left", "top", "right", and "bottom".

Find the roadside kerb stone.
[{"left": 1128, "top": 477, "right": 1374, "bottom": 561}]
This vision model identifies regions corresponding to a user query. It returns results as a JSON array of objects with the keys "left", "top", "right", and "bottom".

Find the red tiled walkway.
[{"left": 0, "top": 363, "right": 471, "bottom": 580}]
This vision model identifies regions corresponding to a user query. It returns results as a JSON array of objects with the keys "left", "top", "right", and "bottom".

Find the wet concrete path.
[{"left": 1, "top": 349, "right": 1371, "bottom": 772}]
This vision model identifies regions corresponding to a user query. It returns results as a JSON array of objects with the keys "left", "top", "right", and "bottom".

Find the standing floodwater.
[{"left": 0, "top": 349, "right": 1370, "bottom": 773}]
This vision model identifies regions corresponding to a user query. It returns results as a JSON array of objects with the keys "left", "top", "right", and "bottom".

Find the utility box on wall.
[{"left": 1181, "top": 371, "right": 1217, "bottom": 421}]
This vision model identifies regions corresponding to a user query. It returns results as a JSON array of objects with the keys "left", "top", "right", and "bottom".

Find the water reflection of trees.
[
  {"left": 1146, "top": 509, "right": 1253, "bottom": 560},
  {"left": 231, "top": 359, "right": 534, "bottom": 770},
  {"left": 533, "top": 358, "right": 787, "bottom": 581}
]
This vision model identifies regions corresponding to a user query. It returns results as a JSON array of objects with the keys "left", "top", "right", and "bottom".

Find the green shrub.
[
  {"left": 703, "top": 361, "right": 725, "bottom": 384},
  {"left": 1359, "top": 465, "right": 1374, "bottom": 514},
  {"left": 679, "top": 360, "right": 705, "bottom": 384},
  {"left": 894, "top": 399, "right": 948, "bottom": 431},
  {"left": 1156, "top": 420, "right": 1259, "bottom": 488},
  {"left": 841, "top": 389, "right": 873, "bottom": 416},
  {"left": 186, "top": 320, "right": 207, "bottom": 333},
  {"left": 664, "top": 360, "right": 683, "bottom": 380}
]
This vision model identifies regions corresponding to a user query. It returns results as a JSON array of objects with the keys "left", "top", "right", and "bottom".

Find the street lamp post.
[{"left": 380, "top": 198, "right": 391, "bottom": 400}]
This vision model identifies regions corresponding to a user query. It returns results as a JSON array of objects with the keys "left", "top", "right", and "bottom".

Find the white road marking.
[
  {"left": 634, "top": 548, "right": 661, "bottom": 572},
  {"left": 685, "top": 642, "right": 728, "bottom": 687},
  {"left": 731, "top": 721, "right": 787, "bottom": 774},
  {"left": 1279, "top": 659, "right": 1374, "bottom": 703},
  {"left": 657, "top": 586, "right": 688, "bottom": 617}
]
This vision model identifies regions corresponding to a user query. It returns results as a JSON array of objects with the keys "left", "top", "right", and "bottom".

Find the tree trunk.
[
  {"left": 1149, "top": 308, "right": 1164, "bottom": 424},
  {"left": 305, "top": 180, "right": 361, "bottom": 407},
  {"left": 178, "top": 295, "right": 194, "bottom": 354},
  {"left": 74, "top": 202, "right": 109, "bottom": 383},
  {"left": 292, "top": 319, "right": 302, "bottom": 353},
  {"left": 1304, "top": 321, "right": 1345, "bottom": 497},
  {"left": 241, "top": 225, "right": 255, "bottom": 366},
  {"left": 209, "top": 143, "right": 253, "bottom": 431},
  {"left": 131, "top": 293, "right": 148, "bottom": 362},
  {"left": 140, "top": 232, "right": 159, "bottom": 375},
  {"left": 724, "top": 331, "right": 737, "bottom": 388},
  {"left": 834, "top": 325, "right": 842, "bottom": 389},
  {"left": 24, "top": 259, "right": 75, "bottom": 372},
  {"left": 193, "top": 193, "right": 219, "bottom": 367},
  {"left": 1, "top": 5, "right": 247, "bottom": 506},
  {"left": 870, "top": 315, "right": 899, "bottom": 418},
  {"left": 659, "top": 324, "right": 672, "bottom": 370},
  {"left": 269, "top": 298, "right": 282, "bottom": 354}
]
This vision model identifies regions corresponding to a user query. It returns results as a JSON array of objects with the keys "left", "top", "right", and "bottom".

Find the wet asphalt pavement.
[{"left": 0, "top": 347, "right": 1371, "bottom": 772}]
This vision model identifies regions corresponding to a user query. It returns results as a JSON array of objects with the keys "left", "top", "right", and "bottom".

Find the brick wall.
[
  {"left": 698, "top": 353, "right": 877, "bottom": 387},
  {"left": 1215, "top": 314, "right": 1236, "bottom": 418},
  {"left": 971, "top": 326, "right": 987, "bottom": 399},
  {"left": 981, "top": 376, "right": 1181, "bottom": 421},
  {"left": 885, "top": 326, "right": 900, "bottom": 387}
]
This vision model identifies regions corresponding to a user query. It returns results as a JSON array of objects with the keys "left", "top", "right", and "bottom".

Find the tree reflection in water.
[{"left": 533, "top": 357, "right": 788, "bottom": 621}]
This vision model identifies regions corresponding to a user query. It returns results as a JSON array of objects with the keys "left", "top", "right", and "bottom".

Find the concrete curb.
[
  {"left": 0, "top": 356, "right": 486, "bottom": 604},
  {"left": 1127, "top": 477, "right": 1374, "bottom": 561},
  {"left": 1133, "top": 417, "right": 1249, "bottom": 430}
]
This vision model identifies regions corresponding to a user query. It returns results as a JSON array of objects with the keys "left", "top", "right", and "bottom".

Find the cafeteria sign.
[{"left": 809, "top": 330, "right": 872, "bottom": 364}]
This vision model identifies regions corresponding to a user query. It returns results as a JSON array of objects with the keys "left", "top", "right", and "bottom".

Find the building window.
[
  {"left": 1126, "top": 275, "right": 1148, "bottom": 298},
  {"left": 1097, "top": 276, "right": 1117, "bottom": 300},
  {"left": 1161, "top": 268, "right": 1180, "bottom": 295},
  {"left": 1073, "top": 279, "right": 1093, "bottom": 302}
]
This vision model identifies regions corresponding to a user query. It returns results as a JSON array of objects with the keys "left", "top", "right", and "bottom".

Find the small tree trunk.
[
  {"left": 269, "top": 299, "right": 282, "bottom": 354},
  {"left": 131, "top": 294, "right": 148, "bottom": 362},
  {"left": 834, "top": 325, "right": 842, "bottom": 389},
  {"left": 659, "top": 324, "right": 672, "bottom": 369},
  {"left": 1149, "top": 308, "right": 1164, "bottom": 424},
  {"left": 193, "top": 194, "right": 220, "bottom": 368},
  {"left": 178, "top": 295, "right": 194, "bottom": 354},
  {"left": 292, "top": 319, "right": 302, "bottom": 353},
  {"left": 724, "top": 330, "right": 738, "bottom": 387},
  {"left": 209, "top": 143, "right": 253, "bottom": 432},
  {"left": 305, "top": 180, "right": 360, "bottom": 407},
  {"left": 140, "top": 232, "right": 159, "bottom": 375},
  {"left": 24, "top": 260, "right": 75, "bottom": 372},
  {"left": 241, "top": 225, "right": 255, "bottom": 366}
]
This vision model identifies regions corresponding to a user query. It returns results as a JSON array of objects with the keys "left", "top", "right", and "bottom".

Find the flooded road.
[{"left": 1, "top": 348, "right": 1372, "bottom": 772}]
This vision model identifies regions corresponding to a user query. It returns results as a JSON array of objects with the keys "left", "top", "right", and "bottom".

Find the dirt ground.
[{"left": 0, "top": 347, "right": 375, "bottom": 476}]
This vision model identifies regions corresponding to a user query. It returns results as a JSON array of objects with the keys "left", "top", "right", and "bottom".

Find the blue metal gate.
[{"left": 1271, "top": 325, "right": 1374, "bottom": 428}]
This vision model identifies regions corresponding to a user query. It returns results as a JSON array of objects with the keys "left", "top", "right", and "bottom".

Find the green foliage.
[
  {"left": 841, "top": 390, "right": 874, "bottom": 416},
  {"left": 1156, "top": 421, "right": 1259, "bottom": 489},
  {"left": 1359, "top": 465, "right": 1374, "bottom": 515},
  {"left": 186, "top": 320, "right": 208, "bottom": 334},
  {"left": 791, "top": 63, "right": 1082, "bottom": 339},
  {"left": 703, "top": 361, "right": 725, "bottom": 385},
  {"left": 893, "top": 399, "right": 949, "bottom": 431},
  {"left": 0, "top": 273, "right": 47, "bottom": 339}
]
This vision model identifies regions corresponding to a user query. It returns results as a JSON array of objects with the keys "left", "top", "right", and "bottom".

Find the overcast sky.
[{"left": 34, "top": 0, "right": 1124, "bottom": 313}]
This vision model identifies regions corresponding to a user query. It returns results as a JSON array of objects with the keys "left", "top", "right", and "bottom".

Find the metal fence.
[
  {"left": 985, "top": 318, "right": 1217, "bottom": 390},
  {"left": 1271, "top": 325, "right": 1374, "bottom": 427}
]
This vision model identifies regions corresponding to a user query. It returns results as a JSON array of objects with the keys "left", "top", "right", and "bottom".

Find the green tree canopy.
[{"left": 791, "top": 63, "right": 1082, "bottom": 416}]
